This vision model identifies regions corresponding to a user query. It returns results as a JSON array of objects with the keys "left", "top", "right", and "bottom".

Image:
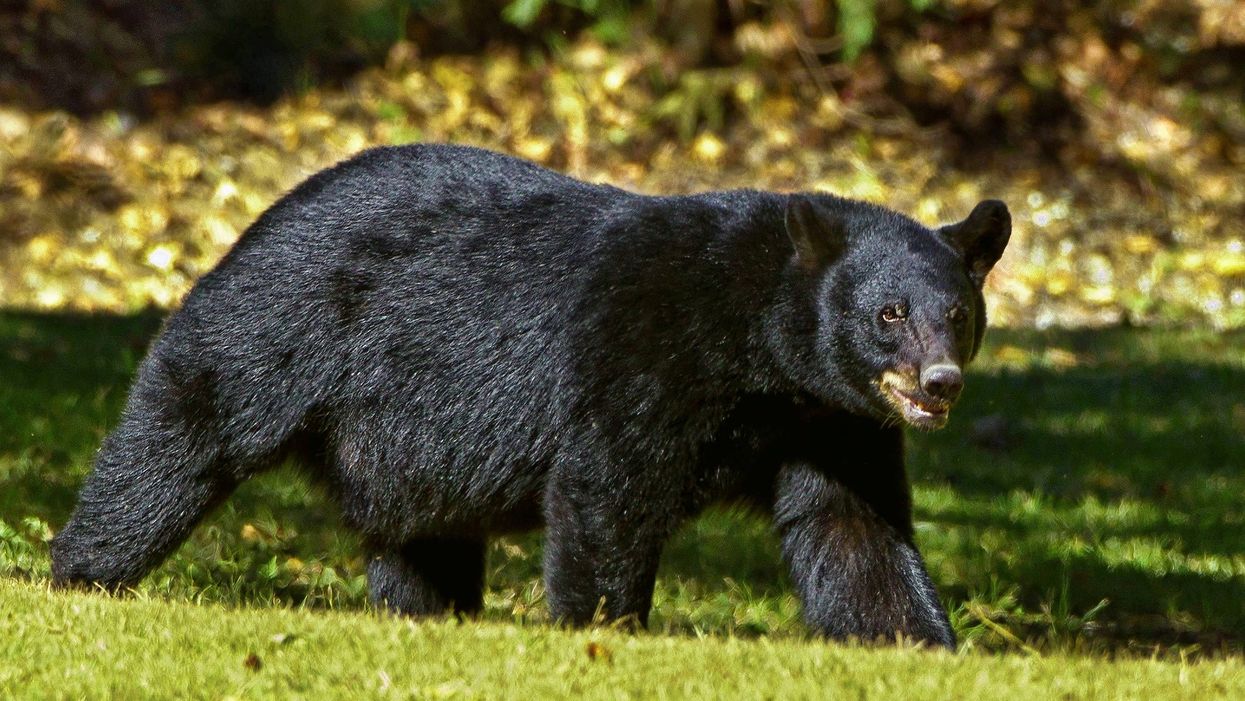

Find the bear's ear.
[
  {"left": 940, "top": 199, "right": 1011, "bottom": 287},
  {"left": 784, "top": 194, "right": 847, "bottom": 270}
]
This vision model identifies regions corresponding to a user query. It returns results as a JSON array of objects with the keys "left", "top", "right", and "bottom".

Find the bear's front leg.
[
  {"left": 774, "top": 428, "right": 955, "bottom": 648},
  {"left": 541, "top": 467, "right": 678, "bottom": 629}
]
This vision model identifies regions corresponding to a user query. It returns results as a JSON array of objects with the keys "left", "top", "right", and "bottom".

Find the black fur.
[{"left": 50, "top": 144, "right": 1010, "bottom": 648}]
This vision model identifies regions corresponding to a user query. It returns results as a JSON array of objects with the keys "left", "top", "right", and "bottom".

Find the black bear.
[{"left": 51, "top": 144, "right": 1010, "bottom": 648}]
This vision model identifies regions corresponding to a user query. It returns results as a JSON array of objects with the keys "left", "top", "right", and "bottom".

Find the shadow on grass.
[{"left": 2, "top": 311, "right": 1242, "bottom": 653}]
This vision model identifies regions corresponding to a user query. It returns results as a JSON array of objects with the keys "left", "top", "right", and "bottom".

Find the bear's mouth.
[{"left": 878, "top": 372, "right": 952, "bottom": 431}]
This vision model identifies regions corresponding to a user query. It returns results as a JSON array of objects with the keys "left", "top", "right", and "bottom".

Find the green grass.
[
  {"left": 4, "top": 579, "right": 1243, "bottom": 700},
  {"left": 3, "top": 310, "right": 1245, "bottom": 696}
]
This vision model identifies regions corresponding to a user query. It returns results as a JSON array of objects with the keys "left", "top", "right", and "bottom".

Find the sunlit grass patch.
[{"left": 4, "top": 578, "right": 1243, "bottom": 700}]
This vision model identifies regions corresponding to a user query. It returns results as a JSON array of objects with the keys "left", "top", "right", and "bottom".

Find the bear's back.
[
  {"left": 141, "top": 146, "right": 649, "bottom": 511},
  {"left": 171, "top": 144, "right": 632, "bottom": 376}
]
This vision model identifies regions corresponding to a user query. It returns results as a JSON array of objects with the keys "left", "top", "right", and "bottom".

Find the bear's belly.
[{"left": 326, "top": 439, "right": 553, "bottom": 541}]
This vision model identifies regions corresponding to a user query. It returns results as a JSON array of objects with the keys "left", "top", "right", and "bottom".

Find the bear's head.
[{"left": 772, "top": 194, "right": 1011, "bottom": 430}]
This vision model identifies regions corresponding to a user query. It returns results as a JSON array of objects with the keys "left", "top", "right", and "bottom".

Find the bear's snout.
[
  {"left": 919, "top": 363, "right": 963, "bottom": 402},
  {"left": 878, "top": 369, "right": 958, "bottom": 431}
]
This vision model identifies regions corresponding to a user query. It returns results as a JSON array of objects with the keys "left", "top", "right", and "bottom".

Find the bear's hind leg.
[
  {"left": 51, "top": 391, "right": 239, "bottom": 591},
  {"left": 367, "top": 538, "right": 486, "bottom": 616}
]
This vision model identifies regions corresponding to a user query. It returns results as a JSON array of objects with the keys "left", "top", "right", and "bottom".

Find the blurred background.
[{"left": 2, "top": 0, "right": 1243, "bottom": 327}]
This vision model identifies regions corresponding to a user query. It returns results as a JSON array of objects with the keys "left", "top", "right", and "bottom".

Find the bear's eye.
[
  {"left": 947, "top": 305, "right": 967, "bottom": 324},
  {"left": 880, "top": 303, "right": 908, "bottom": 323}
]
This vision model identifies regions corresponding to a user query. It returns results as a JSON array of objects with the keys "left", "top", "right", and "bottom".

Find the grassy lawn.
[
  {"left": 2, "top": 310, "right": 1244, "bottom": 697},
  {"left": 4, "top": 580, "right": 1242, "bottom": 700}
]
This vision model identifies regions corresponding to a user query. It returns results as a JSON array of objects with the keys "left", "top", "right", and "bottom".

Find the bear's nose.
[{"left": 920, "top": 363, "right": 963, "bottom": 401}]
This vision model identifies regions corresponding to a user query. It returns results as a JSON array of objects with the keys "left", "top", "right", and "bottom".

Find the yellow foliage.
[
  {"left": 0, "top": 36, "right": 1240, "bottom": 329},
  {"left": 693, "top": 132, "right": 726, "bottom": 164}
]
